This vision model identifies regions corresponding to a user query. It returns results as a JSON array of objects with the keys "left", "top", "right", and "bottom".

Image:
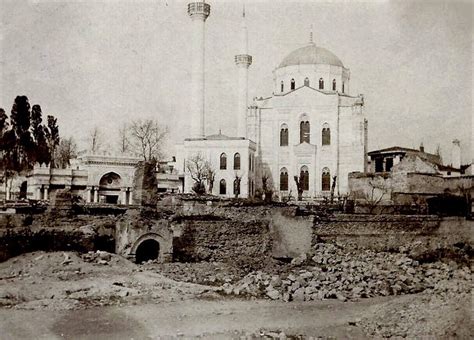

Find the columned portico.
[
  {"left": 121, "top": 188, "right": 127, "bottom": 205},
  {"left": 93, "top": 186, "right": 98, "bottom": 203},
  {"left": 86, "top": 186, "right": 92, "bottom": 203}
]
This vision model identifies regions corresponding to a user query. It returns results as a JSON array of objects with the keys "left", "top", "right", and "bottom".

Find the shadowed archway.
[{"left": 135, "top": 239, "right": 160, "bottom": 264}]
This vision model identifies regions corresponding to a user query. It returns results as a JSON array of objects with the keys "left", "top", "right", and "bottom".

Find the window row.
[
  {"left": 281, "top": 78, "right": 345, "bottom": 93},
  {"left": 279, "top": 167, "right": 331, "bottom": 191},
  {"left": 219, "top": 178, "right": 240, "bottom": 195},
  {"left": 280, "top": 123, "right": 331, "bottom": 146},
  {"left": 220, "top": 153, "right": 240, "bottom": 170}
]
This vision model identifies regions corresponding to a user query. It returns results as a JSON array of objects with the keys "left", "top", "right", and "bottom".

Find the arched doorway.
[
  {"left": 99, "top": 172, "right": 122, "bottom": 204},
  {"left": 135, "top": 239, "right": 160, "bottom": 264}
]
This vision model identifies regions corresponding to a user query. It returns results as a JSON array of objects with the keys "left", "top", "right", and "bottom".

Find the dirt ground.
[{"left": 0, "top": 251, "right": 472, "bottom": 339}]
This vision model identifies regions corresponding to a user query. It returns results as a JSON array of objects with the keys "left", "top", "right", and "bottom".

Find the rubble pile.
[
  {"left": 219, "top": 242, "right": 471, "bottom": 302},
  {"left": 148, "top": 261, "right": 244, "bottom": 286}
]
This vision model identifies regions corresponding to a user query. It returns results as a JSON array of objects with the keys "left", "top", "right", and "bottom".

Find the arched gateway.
[{"left": 99, "top": 172, "right": 122, "bottom": 204}]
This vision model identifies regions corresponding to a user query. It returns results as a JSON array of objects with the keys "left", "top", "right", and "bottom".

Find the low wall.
[
  {"left": 313, "top": 214, "right": 472, "bottom": 254},
  {"left": 171, "top": 218, "right": 272, "bottom": 269}
]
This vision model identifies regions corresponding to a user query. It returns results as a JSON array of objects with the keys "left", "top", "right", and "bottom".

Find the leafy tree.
[
  {"left": 10, "top": 96, "right": 34, "bottom": 169},
  {"left": 30, "top": 104, "right": 50, "bottom": 164},
  {"left": 0, "top": 108, "right": 7, "bottom": 138},
  {"left": 44, "top": 115, "right": 60, "bottom": 167}
]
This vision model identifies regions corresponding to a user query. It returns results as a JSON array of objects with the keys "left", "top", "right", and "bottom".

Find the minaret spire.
[
  {"left": 187, "top": 1, "right": 211, "bottom": 139},
  {"left": 309, "top": 24, "right": 314, "bottom": 44},
  {"left": 235, "top": 3, "right": 252, "bottom": 138}
]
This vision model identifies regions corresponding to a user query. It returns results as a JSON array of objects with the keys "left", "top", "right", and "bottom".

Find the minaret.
[
  {"left": 234, "top": 5, "right": 252, "bottom": 138},
  {"left": 188, "top": 1, "right": 211, "bottom": 139}
]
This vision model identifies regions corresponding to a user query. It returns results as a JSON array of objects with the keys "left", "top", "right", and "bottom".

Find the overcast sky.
[{"left": 0, "top": 0, "right": 472, "bottom": 164}]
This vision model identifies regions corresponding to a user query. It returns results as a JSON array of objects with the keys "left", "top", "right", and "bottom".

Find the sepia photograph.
[{"left": 0, "top": 0, "right": 472, "bottom": 338}]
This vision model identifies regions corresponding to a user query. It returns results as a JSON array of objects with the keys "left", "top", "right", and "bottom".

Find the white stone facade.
[
  {"left": 248, "top": 43, "right": 368, "bottom": 199},
  {"left": 176, "top": 136, "right": 257, "bottom": 198},
  {"left": 26, "top": 154, "right": 140, "bottom": 204}
]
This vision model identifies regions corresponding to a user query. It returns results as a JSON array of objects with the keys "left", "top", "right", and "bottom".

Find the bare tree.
[
  {"left": 364, "top": 177, "right": 392, "bottom": 213},
  {"left": 206, "top": 163, "right": 216, "bottom": 193},
  {"left": 118, "top": 123, "right": 130, "bottom": 154},
  {"left": 129, "top": 119, "right": 168, "bottom": 161},
  {"left": 55, "top": 137, "right": 77, "bottom": 169},
  {"left": 88, "top": 126, "right": 102, "bottom": 154},
  {"left": 186, "top": 153, "right": 210, "bottom": 195},
  {"left": 261, "top": 169, "right": 273, "bottom": 202},
  {"left": 330, "top": 175, "right": 337, "bottom": 203},
  {"left": 293, "top": 175, "right": 304, "bottom": 201},
  {"left": 234, "top": 172, "right": 242, "bottom": 198}
]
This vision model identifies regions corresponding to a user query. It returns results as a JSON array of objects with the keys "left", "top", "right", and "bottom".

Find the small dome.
[{"left": 278, "top": 43, "right": 344, "bottom": 68}]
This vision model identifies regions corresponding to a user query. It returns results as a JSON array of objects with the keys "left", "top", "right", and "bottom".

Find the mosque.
[{"left": 176, "top": 1, "right": 368, "bottom": 199}]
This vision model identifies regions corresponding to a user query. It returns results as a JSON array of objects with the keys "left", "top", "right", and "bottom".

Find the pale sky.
[{"left": 0, "top": 0, "right": 472, "bottom": 164}]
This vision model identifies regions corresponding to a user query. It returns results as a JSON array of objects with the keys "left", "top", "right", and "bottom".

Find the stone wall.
[
  {"left": 115, "top": 209, "right": 173, "bottom": 262},
  {"left": 171, "top": 218, "right": 271, "bottom": 269},
  {"left": 313, "top": 214, "right": 472, "bottom": 254},
  {"left": 349, "top": 172, "right": 473, "bottom": 205}
]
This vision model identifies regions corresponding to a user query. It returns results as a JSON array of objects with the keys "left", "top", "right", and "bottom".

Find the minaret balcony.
[
  {"left": 235, "top": 54, "right": 252, "bottom": 66},
  {"left": 188, "top": 2, "right": 211, "bottom": 20}
]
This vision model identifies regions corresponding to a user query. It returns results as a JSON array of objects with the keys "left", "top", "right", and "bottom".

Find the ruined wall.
[
  {"left": 313, "top": 214, "right": 472, "bottom": 254},
  {"left": 349, "top": 172, "right": 472, "bottom": 205},
  {"left": 171, "top": 218, "right": 271, "bottom": 269},
  {"left": 115, "top": 209, "right": 173, "bottom": 262},
  {"left": 0, "top": 214, "right": 116, "bottom": 262}
]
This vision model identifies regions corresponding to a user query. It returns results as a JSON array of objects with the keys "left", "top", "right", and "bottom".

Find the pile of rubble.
[
  {"left": 147, "top": 262, "right": 244, "bottom": 286},
  {"left": 219, "top": 242, "right": 471, "bottom": 302}
]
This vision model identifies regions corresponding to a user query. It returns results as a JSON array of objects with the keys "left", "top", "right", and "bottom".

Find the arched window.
[
  {"left": 280, "top": 168, "right": 289, "bottom": 191},
  {"left": 233, "top": 179, "right": 240, "bottom": 195},
  {"left": 280, "top": 81, "right": 284, "bottom": 93},
  {"left": 233, "top": 153, "right": 241, "bottom": 170},
  {"left": 322, "top": 168, "right": 331, "bottom": 191},
  {"left": 319, "top": 78, "right": 324, "bottom": 90},
  {"left": 342, "top": 82, "right": 345, "bottom": 93},
  {"left": 290, "top": 78, "right": 295, "bottom": 90},
  {"left": 220, "top": 153, "right": 227, "bottom": 170},
  {"left": 300, "top": 121, "right": 310, "bottom": 143},
  {"left": 219, "top": 179, "right": 226, "bottom": 195},
  {"left": 332, "top": 79, "right": 336, "bottom": 91},
  {"left": 322, "top": 124, "right": 331, "bottom": 146},
  {"left": 300, "top": 166, "right": 309, "bottom": 191},
  {"left": 280, "top": 124, "right": 289, "bottom": 146},
  {"left": 304, "top": 77, "right": 310, "bottom": 86}
]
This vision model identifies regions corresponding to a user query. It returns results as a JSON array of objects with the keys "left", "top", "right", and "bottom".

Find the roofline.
[{"left": 367, "top": 146, "right": 437, "bottom": 157}]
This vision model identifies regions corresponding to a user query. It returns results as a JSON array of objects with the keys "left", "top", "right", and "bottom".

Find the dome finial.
[
  {"left": 309, "top": 24, "right": 314, "bottom": 45},
  {"left": 243, "top": 3, "right": 245, "bottom": 18}
]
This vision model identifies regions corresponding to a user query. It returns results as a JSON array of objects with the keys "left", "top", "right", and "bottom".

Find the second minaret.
[{"left": 234, "top": 6, "right": 252, "bottom": 138}]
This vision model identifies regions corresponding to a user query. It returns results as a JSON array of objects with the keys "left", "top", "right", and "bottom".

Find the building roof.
[
  {"left": 278, "top": 43, "right": 344, "bottom": 68},
  {"left": 184, "top": 132, "right": 246, "bottom": 141},
  {"left": 367, "top": 146, "right": 424, "bottom": 156},
  {"left": 368, "top": 146, "right": 444, "bottom": 169}
]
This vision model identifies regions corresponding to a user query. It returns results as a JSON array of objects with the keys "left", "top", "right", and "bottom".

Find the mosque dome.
[{"left": 278, "top": 43, "right": 344, "bottom": 68}]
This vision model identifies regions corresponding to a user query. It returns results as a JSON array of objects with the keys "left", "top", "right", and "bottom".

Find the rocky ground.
[{"left": 0, "top": 240, "right": 472, "bottom": 338}]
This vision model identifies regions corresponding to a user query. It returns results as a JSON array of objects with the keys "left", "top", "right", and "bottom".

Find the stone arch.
[
  {"left": 98, "top": 172, "right": 122, "bottom": 204},
  {"left": 99, "top": 172, "right": 122, "bottom": 188},
  {"left": 131, "top": 233, "right": 167, "bottom": 263}
]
